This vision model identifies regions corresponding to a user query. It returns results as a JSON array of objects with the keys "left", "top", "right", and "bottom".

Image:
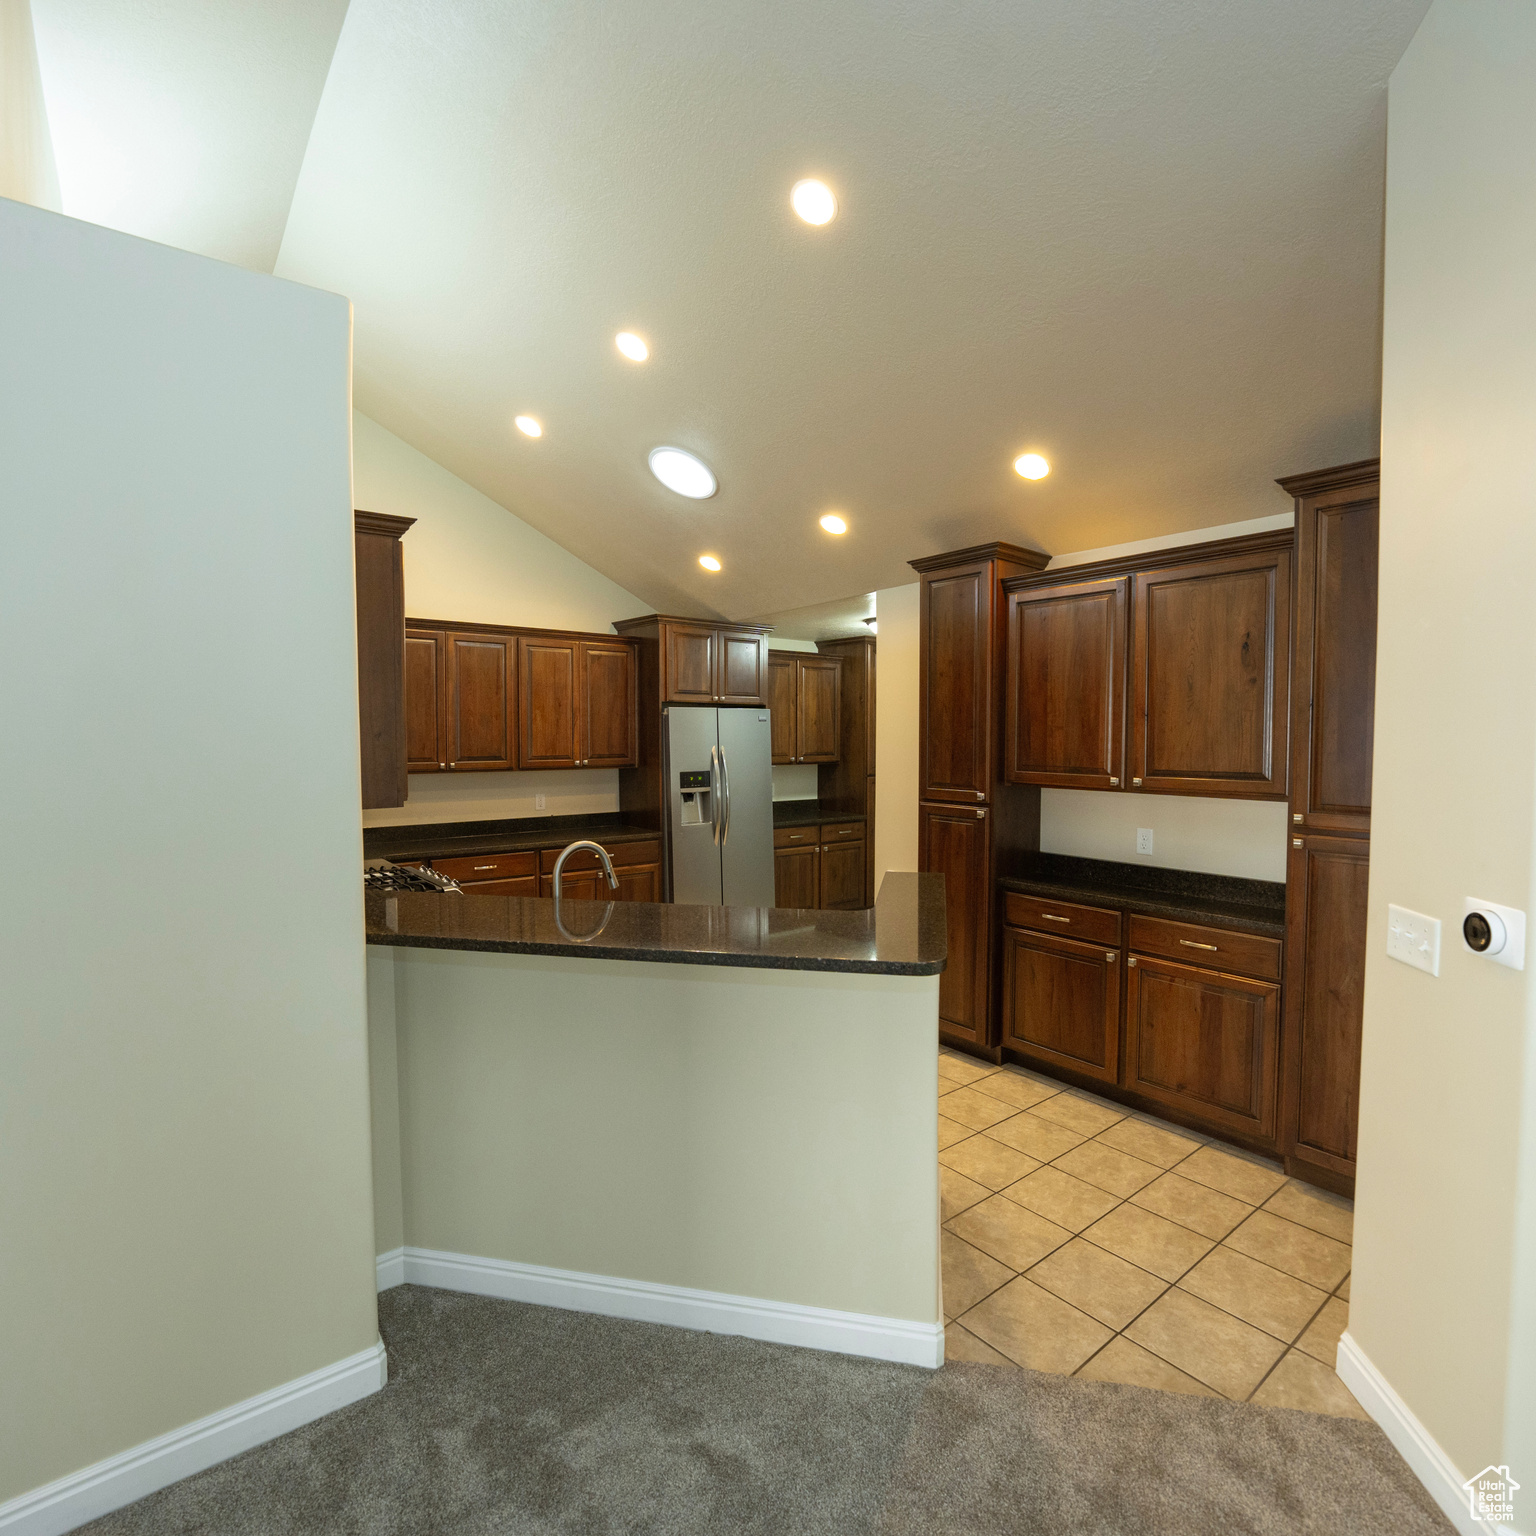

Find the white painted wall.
[
  {"left": 0, "top": 0, "right": 60, "bottom": 207},
  {"left": 0, "top": 200, "right": 377, "bottom": 1507},
  {"left": 353, "top": 411, "right": 647, "bottom": 828},
  {"left": 1347, "top": 0, "right": 1536, "bottom": 1509},
  {"left": 1040, "top": 792, "right": 1288, "bottom": 882},
  {"left": 874, "top": 583, "right": 920, "bottom": 895}
]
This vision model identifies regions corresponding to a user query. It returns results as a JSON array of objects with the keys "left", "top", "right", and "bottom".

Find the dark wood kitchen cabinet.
[
  {"left": 1277, "top": 457, "right": 1379, "bottom": 1196},
  {"left": 613, "top": 615, "right": 771, "bottom": 706},
  {"left": 516, "top": 636, "right": 637, "bottom": 769},
  {"left": 815, "top": 635, "right": 876, "bottom": 905},
  {"left": 1001, "top": 923, "right": 1121, "bottom": 1085},
  {"left": 910, "top": 542, "right": 1049, "bottom": 1051},
  {"left": 1125, "top": 953, "right": 1281, "bottom": 1144},
  {"left": 767, "top": 652, "right": 841, "bottom": 764},
  {"left": 774, "top": 842, "right": 820, "bottom": 907},
  {"left": 405, "top": 625, "right": 515, "bottom": 772},
  {"left": 537, "top": 839, "right": 660, "bottom": 900},
  {"left": 818, "top": 831, "right": 865, "bottom": 909},
  {"left": 1005, "top": 575, "right": 1127, "bottom": 790},
  {"left": 354, "top": 510, "right": 415, "bottom": 808},
  {"left": 771, "top": 821, "right": 865, "bottom": 909},
  {"left": 1129, "top": 543, "right": 1291, "bottom": 799}
]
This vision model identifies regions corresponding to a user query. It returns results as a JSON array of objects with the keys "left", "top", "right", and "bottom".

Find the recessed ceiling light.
[
  {"left": 515, "top": 415, "right": 542, "bottom": 438},
  {"left": 791, "top": 178, "right": 837, "bottom": 226},
  {"left": 615, "top": 331, "right": 649, "bottom": 362},
  {"left": 1013, "top": 452, "right": 1050, "bottom": 480},
  {"left": 699, "top": 554, "right": 722, "bottom": 572},
  {"left": 649, "top": 446, "right": 718, "bottom": 499},
  {"left": 819, "top": 513, "right": 848, "bottom": 535}
]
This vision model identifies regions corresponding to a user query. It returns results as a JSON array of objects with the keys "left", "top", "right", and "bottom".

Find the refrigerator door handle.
[
  {"left": 710, "top": 745, "right": 722, "bottom": 846},
  {"left": 719, "top": 745, "right": 731, "bottom": 847}
]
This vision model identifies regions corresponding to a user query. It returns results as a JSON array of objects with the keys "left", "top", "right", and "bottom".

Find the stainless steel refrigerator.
[{"left": 662, "top": 706, "right": 776, "bottom": 906}]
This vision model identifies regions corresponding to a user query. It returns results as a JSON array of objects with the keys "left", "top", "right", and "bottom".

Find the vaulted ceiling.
[{"left": 32, "top": 0, "right": 1428, "bottom": 620}]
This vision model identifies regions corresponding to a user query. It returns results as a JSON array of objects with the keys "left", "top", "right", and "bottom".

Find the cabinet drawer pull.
[
  {"left": 1105, "top": 950, "right": 1117, "bottom": 963},
  {"left": 473, "top": 865, "right": 496, "bottom": 871},
  {"left": 837, "top": 828, "right": 853, "bottom": 835},
  {"left": 1040, "top": 913, "right": 1071, "bottom": 923},
  {"left": 788, "top": 832, "right": 806, "bottom": 840},
  {"left": 1178, "top": 939, "right": 1219, "bottom": 951}
]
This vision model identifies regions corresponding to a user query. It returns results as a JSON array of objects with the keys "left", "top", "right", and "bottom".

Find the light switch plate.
[
  {"left": 1387, "top": 904, "right": 1441, "bottom": 976},
  {"left": 1136, "top": 827, "right": 1154, "bottom": 855}
]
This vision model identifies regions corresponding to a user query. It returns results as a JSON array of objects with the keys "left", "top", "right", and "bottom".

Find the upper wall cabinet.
[
  {"left": 767, "top": 653, "right": 841, "bottom": 764},
  {"left": 1280, "top": 459, "right": 1379, "bottom": 835},
  {"left": 354, "top": 510, "right": 414, "bottom": 807},
  {"left": 1004, "top": 576, "right": 1127, "bottom": 790},
  {"left": 1130, "top": 543, "right": 1290, "bottom": 799},
  {"left": 613, "top": 615, "right": 772, "bottom": 706},
  {"left": 517, "top": 635, "right": 637, "bottom": 769},
  {"left": 404, "top": 620, "right": 636, "bottom": 773}
]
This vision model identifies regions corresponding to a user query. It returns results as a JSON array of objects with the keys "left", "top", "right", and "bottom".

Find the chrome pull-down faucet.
[{"left": 552, "top": 840, "right": 619, "bottom": 894}]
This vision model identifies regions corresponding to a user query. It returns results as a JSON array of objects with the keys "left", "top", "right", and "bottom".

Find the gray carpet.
[{"left": 78, "top": 1286, "right": 1452, "bottom": 1535}]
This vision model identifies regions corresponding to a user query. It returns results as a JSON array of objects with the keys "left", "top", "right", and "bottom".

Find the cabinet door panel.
[
  {"left": 540, "top": 869, "right": 607, "bottom": 900},
  {"left": 1130, "top": 551, "right": 1290, "bottom": 798},
  {"left": 919, "top": 802, "right": 991, "bottom": 1045},
  {"left": 356, "top": 519, "right": 409, "bottom": 809},
  {"left": 1002, "top": 927, "right": 1120, "bottom": 1083},
  {"left": 1295, "top": 493, "right": 1378, "bottom": 833},
  {"left": 1127, "top": 955, "right": 1279, "bottom": 1141},
  {"left": 1285, "top": 835, "right": 1369, "bottom": 1176},
  {"left": 665, "top": 625, "right": 717, "bottom": 703},
  {"left": 1006, "top": 577, "right": 1126, "bottom": 788},
  {"left": 774, "top": 845, "right": 820, "bottom": 907},
  {"left": 717, "top": 632, "right": 766, "bottom": 704},
  {"left": 819, "top": 839, "right": 864, "bottom": 910},
  {"left": 797, "top": 656, "right": 841, "bottom": 763},
  {"left": 921, "top": 564, "right": 992, "bottom": 802},
  {"left": 517, "top": 637, "right": 578, "bottom": 768},
  {"left": 404, "top": 630, "right": 446, "bottom": 772},
  {"left": 449, "top": 633, "right": 514, "bottom": 770},
  {"left": 580, "top": 641, "right": 637, "bottom": 767},
  {"left": 613, "top": 864, "right": 660, "bottom": 902},
  {"left": 766, "top": 655, "right": 797, "bottom": 763}
]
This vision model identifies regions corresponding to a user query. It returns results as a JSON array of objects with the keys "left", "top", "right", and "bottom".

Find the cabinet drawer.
[
  {"left": 458, "top": 875, "right": 538, "bottom": 896},
  {"left": 1128, "top": 914, "right": 1281, "bottom": 981},
  {"left": 537, "top": 839, "right": 660, "bottom": 874},
  {"left": 774, "top": 825, "right": 818, "bottom": 848},
  {"left": 431, "top": 851, "right": 538, "bottom": 882},
  {"left": 820, "top": 822, "right": 863, "bottom": 844},
  {"left": 1003, "top": 891, "right": 1121, "bottom": 946}
]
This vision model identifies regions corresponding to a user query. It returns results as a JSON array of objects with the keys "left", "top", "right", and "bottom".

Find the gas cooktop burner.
[{"left": 364, "top": 861, "right": 463, "bottom": 894}]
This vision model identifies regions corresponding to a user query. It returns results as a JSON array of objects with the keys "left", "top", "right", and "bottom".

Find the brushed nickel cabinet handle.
[
  {"left": 1105, "top": 950, "right": 1117, "bottom": 963},
  {"left": 837, "top": 828, "right": 853, "bottom": 835},
  {"left": 1293, "top": 812, "right": 1303, "bottom": 823},
  {"left": 1040, "top": 913, "right": 1071, "bottom": 923},
  {"left": 1179, "top": 939, "right": 1219, "bottom": 951},
  {"left": 975, "top": 791, "right": 985, "bottom": 800},
  {"left": 1132, "top": 776, "right": 1142, "bottom": 786},
  {"left": 1293, "top": 837, "right": 1304, "bottom": 847},
  {"left": 473, "top": 865, "right": 496, "bottom": 871},
  {"left": 1109, "top": 776, "right": 1120, "bottom": 786},
  {"left": 1127, "top": 956, "right": 1137, "bottom": 968},
  {"left": 977, "top": 808, "right": 987, "bottom": 819}
]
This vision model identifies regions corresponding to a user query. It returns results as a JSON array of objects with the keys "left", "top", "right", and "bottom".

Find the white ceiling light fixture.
[
  {"left": 1013, "top": 452, "right": 1050, "bottom": 480},
  {"left": 615, "top": 331, "right": 649, "bottom": 362},
  {"left": 515, "top": 415, "right": 543, "bottom": 438},
  {"left": 819, "top": 513, "right": 848, "bottom": 535},
  {"left": 791, "top": 178, "right": 837, "bottom": 226},
  {"left": 649, "top": 446, "right": 718, "bottom": 499},
  {"left": 699, "top": 554, "right": 722, "bottom": 571}
]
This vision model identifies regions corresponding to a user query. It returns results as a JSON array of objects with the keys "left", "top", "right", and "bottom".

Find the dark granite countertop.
[
  {"left": 999, "top": 853, "right": 1285, "bottom": 937},
  {"left": 364, "top": 813, "right": 659, "bottom": 863},
  {"left": 365, "top": 871, "right": 945, "bottom": 975},
  {"left": 772, "top": 802, "right": 866, "bottom": 829}
]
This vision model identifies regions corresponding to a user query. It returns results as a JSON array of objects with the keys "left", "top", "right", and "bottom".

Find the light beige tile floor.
[{"left": 938, "top": 1048, "right": 1365, "bottom": 1418}]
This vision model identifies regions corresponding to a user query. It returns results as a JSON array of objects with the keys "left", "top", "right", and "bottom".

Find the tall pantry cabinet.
[
  {"left": 1278, "top": 459, "right": 1379, "bottom": 1196},
  {"left": 911, "top": 542, "right": 1050, "bottom": 1051}
]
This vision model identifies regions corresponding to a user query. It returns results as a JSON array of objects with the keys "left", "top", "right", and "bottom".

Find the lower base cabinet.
[
  {"left": 426, "top": 841, "right": 660, "bottom": 902},
  {"left": 1125, "top": 955, "right": 1281, "bottom": 1143},
  {"left": 772, "top": 822, "right": 866, "bottom": 910},
  {"left": 1001, "top": 926, "right": 1120, "bottom": 1084},
  {"left": 920, "top": 802, "right": 991, "bottom": 1049}
]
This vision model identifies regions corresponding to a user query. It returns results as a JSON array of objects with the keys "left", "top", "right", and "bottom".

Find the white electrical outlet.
[
  {"left": 535, "top": 794, "right": 547, "bottom": 811},
  {"left": 1136, "top": 827, "right": 1154, "bottom": 855},
  {"left": 1387, "top": 904, "right": 1441, "bottom": 976}
]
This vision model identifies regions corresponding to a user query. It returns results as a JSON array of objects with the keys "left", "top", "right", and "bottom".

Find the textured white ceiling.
[{"left": 32, "top": 0, "right": 349, "bottom": 270}]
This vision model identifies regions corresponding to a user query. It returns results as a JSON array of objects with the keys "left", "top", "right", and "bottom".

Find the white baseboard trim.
[
  {"left": 375, "top": 1245, "right": 406, "bottom": 1292},
  {"left": 1336, "top": 1330, "right": 1508, "bottom": 1536},
  {"left": 0, "top": 1340, "right": 388, "bottom": 1536},
  {"left": 383, "top": 1244, "right": 944, "bottom": 1368}
]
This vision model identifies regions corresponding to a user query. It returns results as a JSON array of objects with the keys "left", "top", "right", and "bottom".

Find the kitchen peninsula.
[{"left": 364, "top": 872, "right": 947, "bottom": 1365}]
